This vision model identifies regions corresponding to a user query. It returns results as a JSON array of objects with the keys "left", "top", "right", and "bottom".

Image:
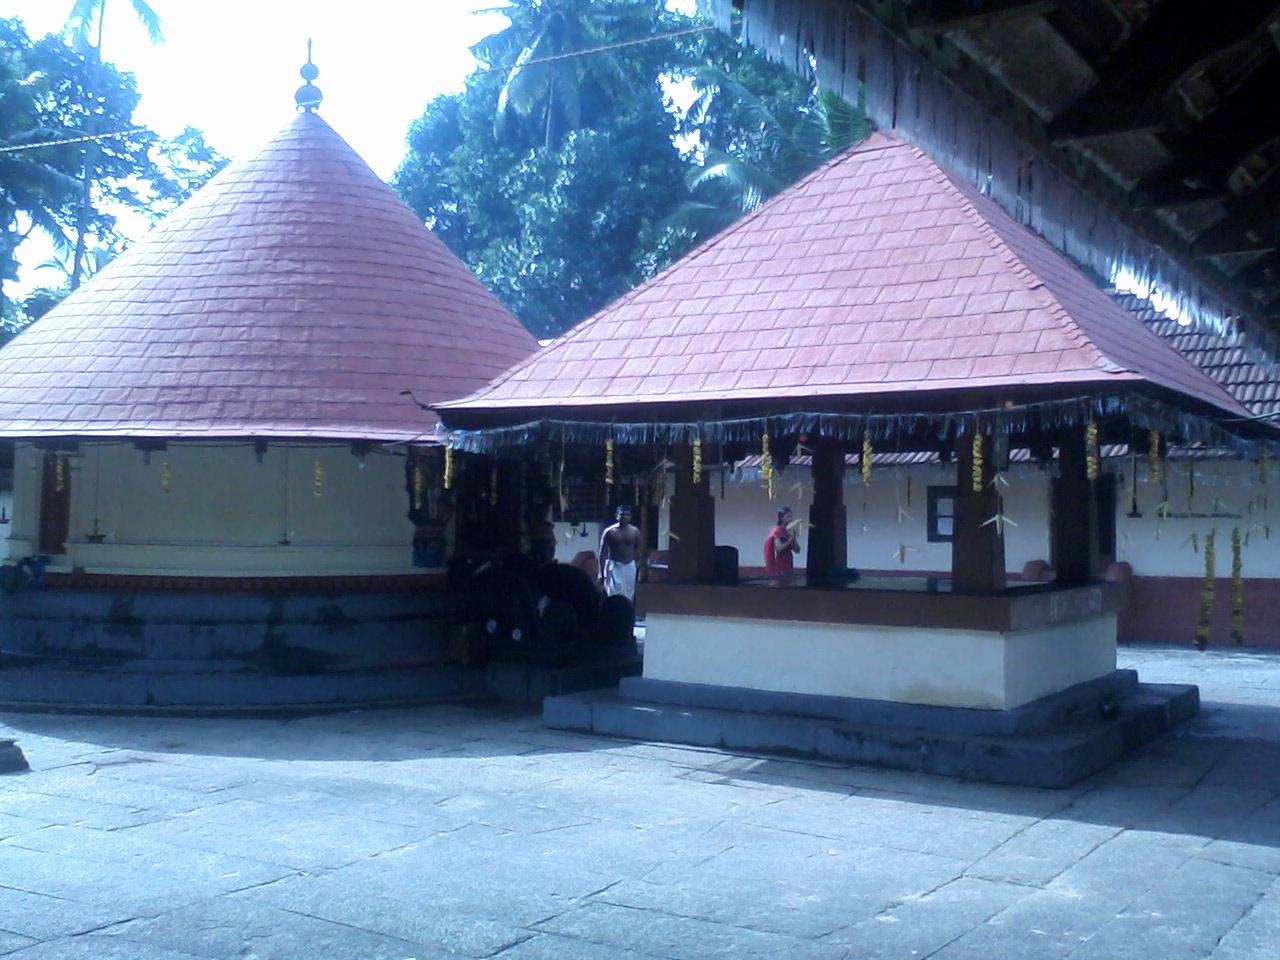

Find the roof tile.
[{"left": 441, "top": 132, "right": 1253, "bottom": 421}]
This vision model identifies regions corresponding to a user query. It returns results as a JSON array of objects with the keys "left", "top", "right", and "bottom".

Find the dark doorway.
[{"left": 38, "top": 451, "right": 71, "bottom": 555}]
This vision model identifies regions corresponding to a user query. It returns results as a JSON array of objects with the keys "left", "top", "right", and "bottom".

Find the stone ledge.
[
  {"left": 0, "top": 738, "right": 28, "bottom": 774},
  {"left": 543, "top": 681, "right": 1200, "bottom": 788}
]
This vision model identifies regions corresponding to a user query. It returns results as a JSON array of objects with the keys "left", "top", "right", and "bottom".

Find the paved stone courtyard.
[{"left": 1, "top": 645, "right": 1278, "bottom": 959}]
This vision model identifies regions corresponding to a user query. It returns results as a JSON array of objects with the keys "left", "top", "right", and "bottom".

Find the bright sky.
[
  {"left": 5, "top": 0, "right": 509, "bottom": 179},
  {"left": 5, "top": 0, "right": 701, "bottom": 294}
]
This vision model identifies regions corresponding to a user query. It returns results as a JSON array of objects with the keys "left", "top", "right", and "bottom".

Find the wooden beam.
[
  {"left": 1132, "top": 60, "right": 1280, "bottom": 208},
  {"left": 806, "top": 438, "right": 847, "bottom": 587},
  {"left": 950, "top": 435, "right": 1006, "bottom": 594},
  {"left": 1047, "top": 0, "right": 1280, "bottom": 142},
  {"left": 907, "top": 0, "right": 1056, "bottom": 33},
  {"left": 1192, "top": 177, "right": 1280, "bottom": 257},
  {"left": 667, "top": 444, "right": 716, "bottom": 582},
  {"left": 1051, "top": 430, "right": 1103, "bottom": 584}
]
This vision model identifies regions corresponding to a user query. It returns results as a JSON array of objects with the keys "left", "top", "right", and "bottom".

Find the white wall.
[
  {"left": 666, "top": 456, "right": 1280, "bottom": 581},
  {"left": 1116, "top": 458, "right": 1280, "bottom": 578},
  {"left": 7, "top": 441, "right": 422, "bottom": 576},
  {"left": 671, "top": 461, "right": 1053, "bottom": 575}
]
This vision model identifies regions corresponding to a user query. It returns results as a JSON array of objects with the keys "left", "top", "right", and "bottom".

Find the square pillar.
[
  {"left": 668, "top": 444, "right": 716, "bottom": 581},
  {"left": 807, "top": 438, "right": 847, "bottom": 586},
  {"left": 951, "top": 434, "right": 1007, "bottom": 593},
  {"left": 1052, "top": 429, "right": 1104, "bottom": 584}
]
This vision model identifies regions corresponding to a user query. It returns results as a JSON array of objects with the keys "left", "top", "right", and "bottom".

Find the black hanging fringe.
[{"left": 444, "top": 393, "right": 1277, "bottom": 459}]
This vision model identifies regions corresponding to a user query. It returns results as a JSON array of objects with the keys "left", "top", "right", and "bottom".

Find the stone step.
[
  {"left": 544, "top": 682, "right": 1200, "bottom": 789},
  {"left": 0, "top": 665, "right": 483, "bottom": 715}
]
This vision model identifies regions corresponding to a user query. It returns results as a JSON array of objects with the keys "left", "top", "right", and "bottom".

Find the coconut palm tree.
[
  {"left": 0, "top": 31, "right": 80, "bottom": 321},
  {"left": 63, "top": 0, "right": 162, "bottom": 289},
  {"left": 670, "top": 68, "right": 871, "bottom": 241},
  {"left": 66, "top": 0, "right": 163, "bottom": 53},
  {"left": 477, "top": 0, "right": 647, "bottom": 150}
]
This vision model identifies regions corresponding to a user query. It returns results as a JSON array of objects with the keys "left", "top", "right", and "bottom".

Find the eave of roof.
[{"left": 440, "top": 133, "right": 1252, "bottom": 427}]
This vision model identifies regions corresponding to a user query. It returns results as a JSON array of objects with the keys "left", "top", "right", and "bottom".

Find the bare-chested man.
[{"left": 599, "top": 504, "right": 640, "bottom": 601}]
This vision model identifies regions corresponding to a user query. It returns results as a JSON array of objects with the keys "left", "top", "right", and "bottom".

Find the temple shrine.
[
  {"left": 0, "top": 60, "right": 537, "bottom": 709},
  {"left": 438, "top": 133, "right": 1280, "bottom": 786}
]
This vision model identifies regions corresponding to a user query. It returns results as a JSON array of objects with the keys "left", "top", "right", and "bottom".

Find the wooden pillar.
[
  {"left": 1052, "top": 429, "right": 1103, "bottom": 584},
  {"left": 806, "top": 438, "right": 847, "bottom": 587},
  {"left": 951, "top": 434, "right": 1007, "bottom": 593},
  {"left": 668, "top": 444, "right": 716, "bottom": 582}
]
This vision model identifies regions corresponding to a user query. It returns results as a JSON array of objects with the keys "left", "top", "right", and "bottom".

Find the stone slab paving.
[{"left": 0, "top": 644, "right": 1276, "bottom": 959}]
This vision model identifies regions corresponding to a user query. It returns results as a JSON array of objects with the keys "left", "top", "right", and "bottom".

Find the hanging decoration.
[
  {"left": 1187, "top": 463, "right": 1196, "bottom": 511},
  {"left": 1148, "top": 429, "right": 1162, "bottom": 483},
  {"left": 861, "top": 430, "right": 873, "bottom": 486},
  {"left": 1262, "top": 450, "right": 1271, "bottom": 487},
  {"left": 312, "top": 458, "right": 324, "bottom": 497},
  {"left": 761, "top": 431, "right": 774, "bottom": 499},
  {"left": 692, "top": 437, "right": 702, "bottom": 485},
  {"left": 605, "top": 437, "right": 615, "bottom": 486},
  {"left": 1085, "top": 421, "right": 1099, "bottom": 481},
  {"left": 971, "top": 431, "right": 984, "bottom": 493},
  {"left": 1194, "top": 529, "right": 1215, "bottom": 651},
  {"left": 1230, "top": 527, "right": 1244, "bottom": 645},
  {"left": 55, "top": 455, "right": 66, "bottom": 493},
  {"left": 413, "top": 461, "right": 425, "bottom": 510},
  {"left": 445, "top": 392, "right": 1274, "bottom": 459},
  {"left": 160, "top": 461, "right": 172, "bottom": 495},
  {"left": 443, "top": 444, "right": 455, "bottom": 491},
  {"left": 490, "top": 461, "right": 499, "bottom": 506},
  {"left": 981, "top": 511, "right": 1017, "bottom": 535}
]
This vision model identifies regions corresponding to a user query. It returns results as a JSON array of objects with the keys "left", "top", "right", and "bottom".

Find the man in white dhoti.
[{"left": 599, "top": 504, "right": 639, "bottom": 601}]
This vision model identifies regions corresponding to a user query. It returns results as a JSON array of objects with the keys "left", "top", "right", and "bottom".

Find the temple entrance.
[{"left": 37, "top": 451, "right": 70, "bottom": 555}]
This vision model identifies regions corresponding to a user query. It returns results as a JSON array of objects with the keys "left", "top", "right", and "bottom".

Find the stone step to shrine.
[
  {"left": 0, "top": 665, "right": 484, "bottom": 715},
  {"left": 543, "top": 682, "right": 1200, "bottom": 789}
]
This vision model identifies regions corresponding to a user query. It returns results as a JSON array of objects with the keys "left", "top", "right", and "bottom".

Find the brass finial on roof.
[{"left": 295, "top": 39, "right": 322, "bottom": 112}]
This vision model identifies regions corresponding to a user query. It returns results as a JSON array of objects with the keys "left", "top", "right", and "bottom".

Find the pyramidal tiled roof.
[
  {"left": 0, "top": 112, "right": 536, "bottom": 441},
  {"left": 443, "top": 132, "right": 1249, "bottom": 421}
]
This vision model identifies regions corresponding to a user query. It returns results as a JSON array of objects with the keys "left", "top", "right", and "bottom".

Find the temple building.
[
  {"left": 438, "top": 133, "right": 1280, "bottom": 786},
  {"left": 0, "top": 62, "right": 537, "bottom": 708}
]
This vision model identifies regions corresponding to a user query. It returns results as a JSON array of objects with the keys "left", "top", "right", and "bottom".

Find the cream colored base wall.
[
  {"left": 7, "top": 441, "right": 423, "bottom": 576},
  {"left": 642, "top": 612, "right": 1118, "bottom": 710}
]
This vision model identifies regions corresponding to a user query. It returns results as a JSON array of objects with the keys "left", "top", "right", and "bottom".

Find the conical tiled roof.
[
  {"left": 0, "top": 112, "right": 536, "bottom": 440},
  {"left": 442, "top": 133, "right": 1250, "bottom": 422}
]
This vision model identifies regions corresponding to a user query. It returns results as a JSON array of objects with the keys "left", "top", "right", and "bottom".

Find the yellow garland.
[
  {"left": 490, "top": 462, "right": 499, "bottom": 506},
  {"left": 1085, "top": 422, "right": 1099, "bottom": 482},
  {"left": 761, "top": 432, "right": 773, "bottom": 498},
  {"left": 605, "top": 438, "right": 614, "bottom": 486},
  {"left": 1194, "top": 528, "right": 1215, "bottom": 650},
  {"left": 443, "top": 444, "right": 454, "bottom": 491},
  {"left": 312, "top": 459, "right": 323, "bottom": 498},
  {"left": 1148, "top": 429, "right": 1162, "bottom": 483},
  {"left": 971, "top": 432, "right": 984, "bottom": 494},
  {"left": 413, "top": 462, "right": 425, "bottom": 509},
  {"left": 862, "top": 430, "right": 873, "bottom": 486},
  {"left": 160, "top": 461, "right": 172, "bottom": 495},
  {"left": 692, "top": 437, "right": 702, "bottom": 485},
  {"left": 1230, "top": 526, "right": 1244, "bottom": 645},
  {"left": 55, "top": 455, "right": 66, "bottom": 493}
]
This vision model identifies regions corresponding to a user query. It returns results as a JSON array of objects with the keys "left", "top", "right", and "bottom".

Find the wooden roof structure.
[
  {"left": 709, "top": 0, "right": 1280, "bottom": 359},
  {"left": 0, "top": 112, "right": 536, "bottom": 442}
]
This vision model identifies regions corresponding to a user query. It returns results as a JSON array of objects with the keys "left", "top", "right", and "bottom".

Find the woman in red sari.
[{"left": 763, "top": 506, "right": 801, "bottom": 577}]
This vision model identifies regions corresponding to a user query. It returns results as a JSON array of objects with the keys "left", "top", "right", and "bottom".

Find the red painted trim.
[{"left": 1119, "top": 576, "right": 1280, "bottom": 649}]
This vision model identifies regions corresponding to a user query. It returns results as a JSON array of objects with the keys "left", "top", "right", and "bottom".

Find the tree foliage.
[
  {"left": 393, "top": 1, "right": 869, "bottom": 338},
  {"left": 0, "top": 15, "right": 226, "bottom": 333}
]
